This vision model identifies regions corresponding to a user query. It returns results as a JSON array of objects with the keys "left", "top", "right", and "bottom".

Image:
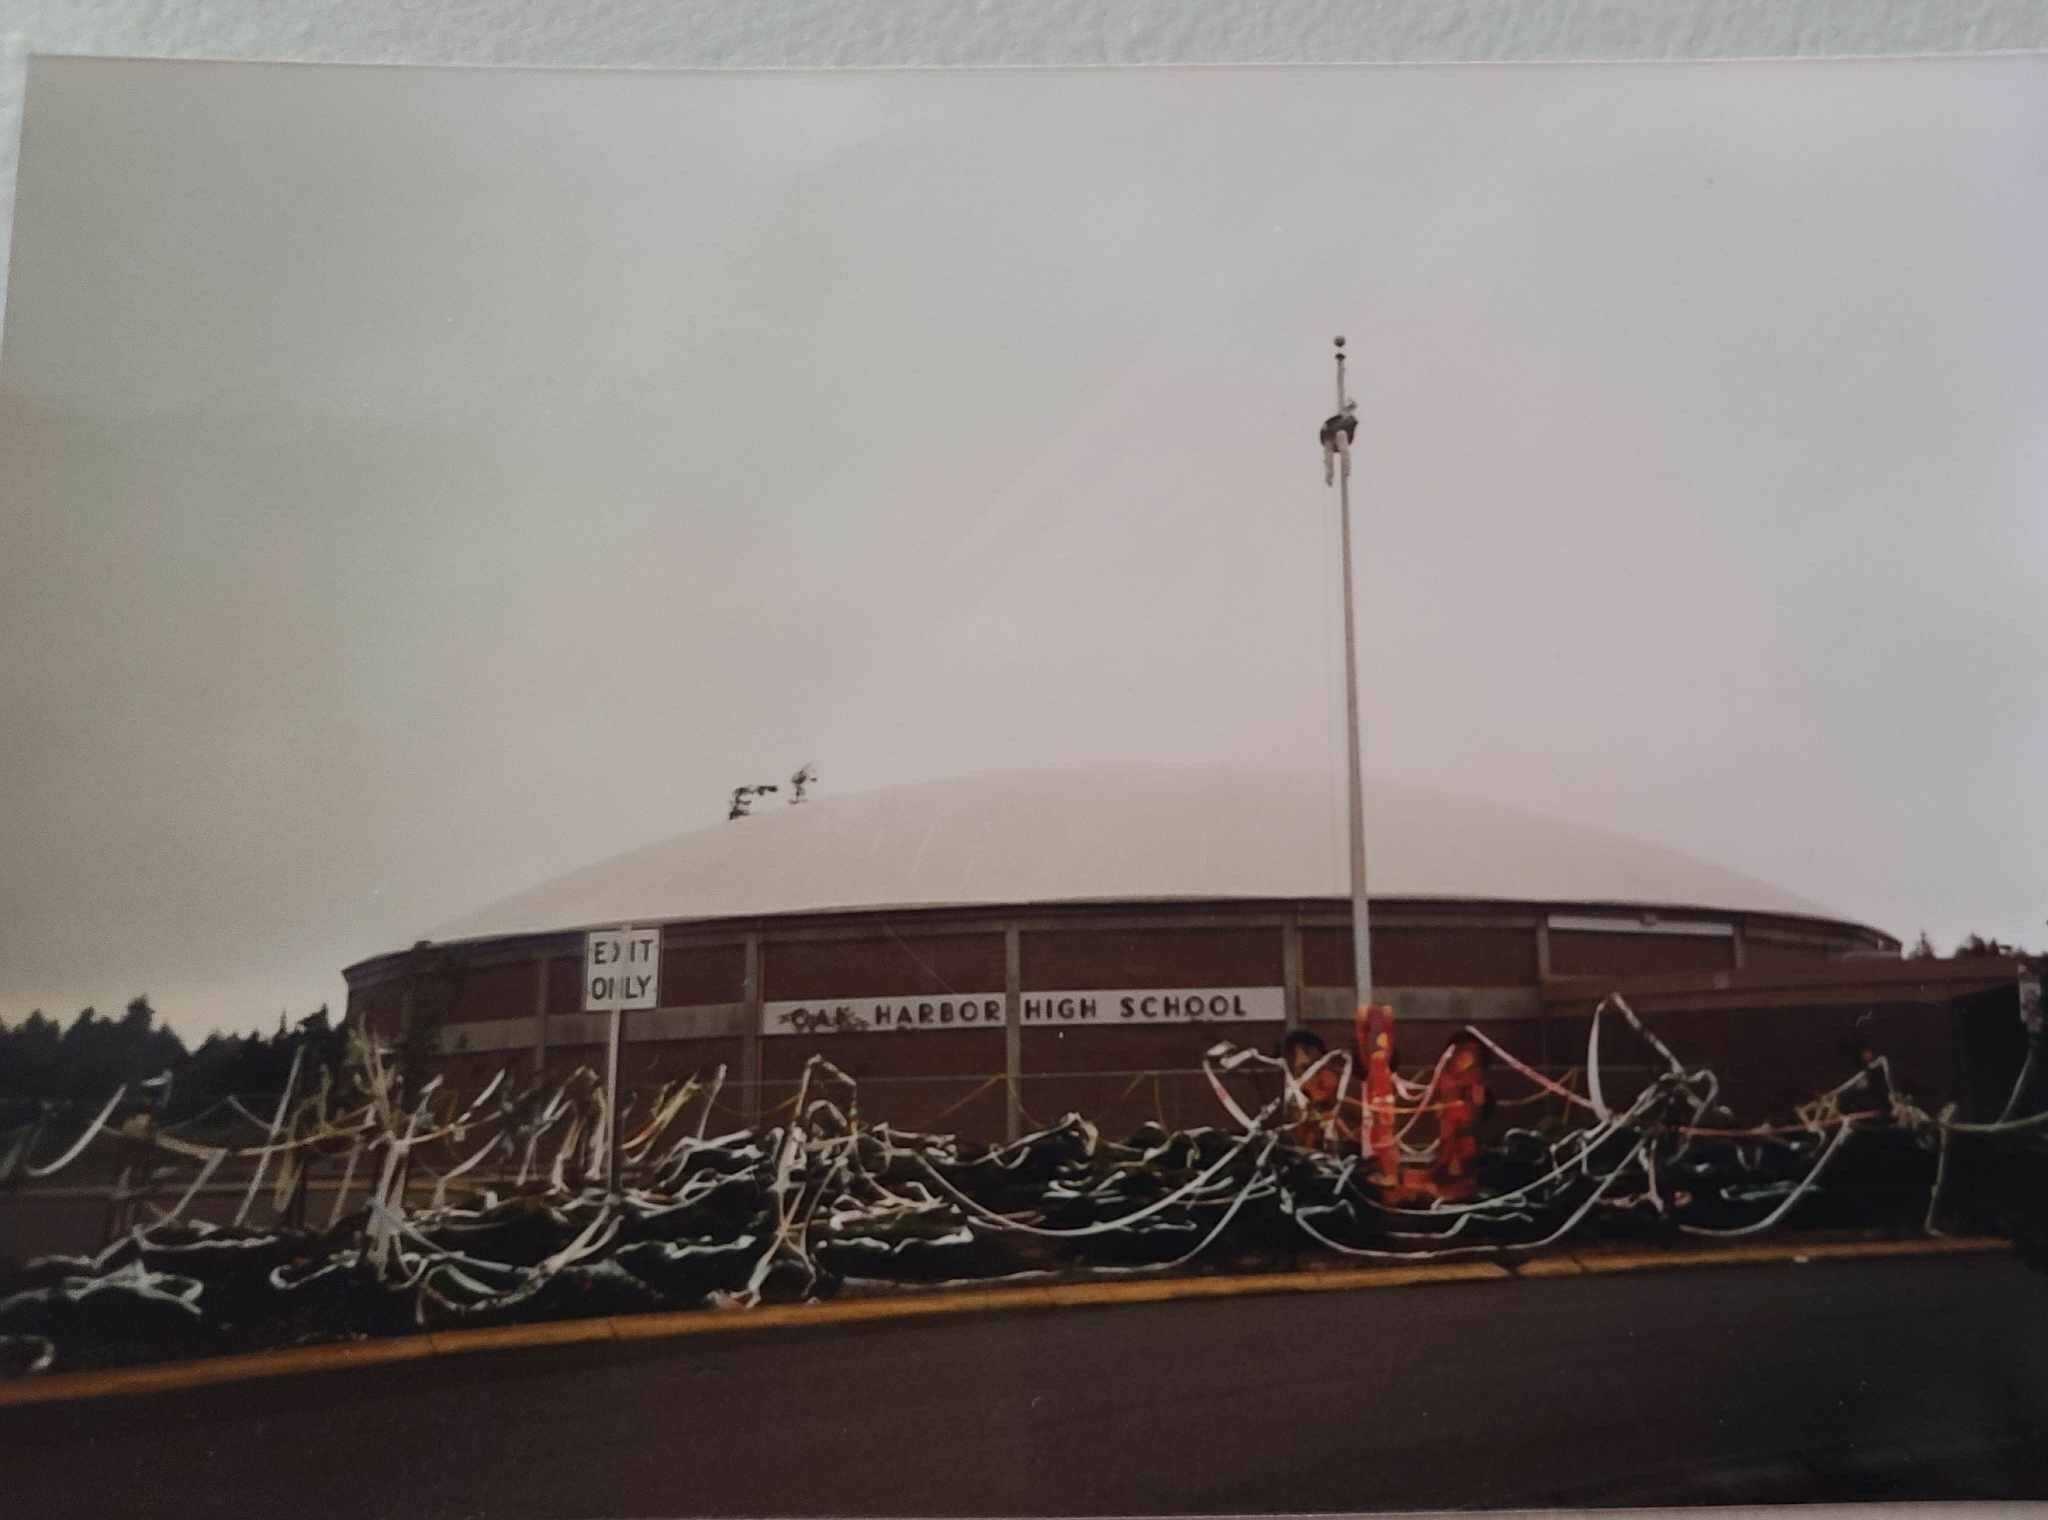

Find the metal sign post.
[{"left": 584, "top": 923, "right": 660, "bottom": 1198}]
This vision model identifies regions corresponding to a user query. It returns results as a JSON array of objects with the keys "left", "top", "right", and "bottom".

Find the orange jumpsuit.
[
  {"left": 1433, "top": 1042, "right": 1487, "bottom": 1202},
  {"left": 1356, "top": 1004, "right": 1401, "bottom": 1186}
]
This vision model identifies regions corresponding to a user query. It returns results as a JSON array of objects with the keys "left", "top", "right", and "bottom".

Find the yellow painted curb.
[
  {"left": 1570, "top": 1234, "right": 2009, "bottom": 1276},
  {"left": 1509, "top": 1254, "right": 1586, "bottom": 1278},
  {"left": 0, "top": 1235, "right": 2010, "bottom": 1408},
  {"left": 426, "top": 1316, "right": 615, "bottom": 1358}
]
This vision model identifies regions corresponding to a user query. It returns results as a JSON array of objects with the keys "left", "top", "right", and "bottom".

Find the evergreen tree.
[{"left": 1956, "top": 932, "right": 2026, "bottom": 959}]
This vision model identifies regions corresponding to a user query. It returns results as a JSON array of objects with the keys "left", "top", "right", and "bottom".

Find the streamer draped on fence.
[{"left": 2, "top": 995, "right": 2042, "bottom": 1378}]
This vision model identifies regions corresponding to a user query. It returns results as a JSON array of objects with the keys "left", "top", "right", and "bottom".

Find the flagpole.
[{"left": 1332, "top": 336, "right": 1374, "bottom": 1008}]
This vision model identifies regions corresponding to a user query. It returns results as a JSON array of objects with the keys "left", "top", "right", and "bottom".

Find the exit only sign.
[{"left": 584, "top": 926, "right": 660, "bottom": 1012}]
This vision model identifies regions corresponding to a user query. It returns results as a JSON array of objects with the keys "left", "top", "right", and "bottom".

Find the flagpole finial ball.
[{"left": 1334, "top": 335, "right": 1346, "bottom": 348}]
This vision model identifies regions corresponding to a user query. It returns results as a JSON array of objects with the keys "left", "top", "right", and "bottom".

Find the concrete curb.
[{"left": 0, "top": 1234, "right": 2010, "bottom": 1408}]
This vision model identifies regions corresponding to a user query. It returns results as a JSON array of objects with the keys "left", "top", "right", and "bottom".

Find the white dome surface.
[
  {"left": 419, "top": 766, "right": 1859, "bottom": 946},
  {"left": 428, "top": 768, "right": 1858, "bottom": 945}
]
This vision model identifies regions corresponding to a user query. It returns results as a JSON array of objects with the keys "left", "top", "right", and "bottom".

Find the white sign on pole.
[
  {"left": 584, "top": 927, "right": 661, "bottom": 1011},
  {"left": 587, "top": 923, "right": 658, "bottom": 1200}
]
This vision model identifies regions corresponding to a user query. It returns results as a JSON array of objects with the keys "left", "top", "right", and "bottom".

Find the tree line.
[
  {"left": 1908, "top": 931, "right": 2036, "bottom": 960},
  {"left": 0, "top": 999, "right": 346, "bottom": 1125}
]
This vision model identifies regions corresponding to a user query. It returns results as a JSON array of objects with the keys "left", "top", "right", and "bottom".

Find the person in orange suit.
[
  {"left": 1282, "top": 1030, "right": 1356, "bottom": 1151},
  {"left": 1433, "top": 1031, "right": 1491, "bottom": 1202},
  {"left": 1355, "top": 1004, "right": 1402, "bottom": 1187}
]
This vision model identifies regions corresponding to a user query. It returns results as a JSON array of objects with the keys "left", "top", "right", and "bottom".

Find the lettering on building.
[{"left": 761, "top": 987, "right": 1283, "bottom": 1036}]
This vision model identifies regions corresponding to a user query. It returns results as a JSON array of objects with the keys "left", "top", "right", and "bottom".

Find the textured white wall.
[{"left": 1, "top": 0, "right": 2045, "bottom": 335}]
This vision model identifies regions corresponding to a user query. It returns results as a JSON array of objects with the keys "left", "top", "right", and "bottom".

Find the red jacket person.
[{"left": 1282, "top": 1030, "right": 1358, "bottom": 1151}]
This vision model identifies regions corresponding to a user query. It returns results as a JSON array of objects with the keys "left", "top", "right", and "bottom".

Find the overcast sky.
[{"left": 2, "top": 55, "right": 2044, "bottom": 1042}]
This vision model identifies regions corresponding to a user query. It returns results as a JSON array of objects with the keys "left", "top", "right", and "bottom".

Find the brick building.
[{"left": 341, "top": 768, "right": 2010, "bottom": 1139}]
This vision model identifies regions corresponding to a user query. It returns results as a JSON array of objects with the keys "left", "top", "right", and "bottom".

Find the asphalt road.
[{"left": 9, "top": 1254, "right": 2048, "bottom": 1518}]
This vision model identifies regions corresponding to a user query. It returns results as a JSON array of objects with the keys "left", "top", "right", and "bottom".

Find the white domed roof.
[{"left": 425, "top": 768, "right": 1864, "bottom": 946}]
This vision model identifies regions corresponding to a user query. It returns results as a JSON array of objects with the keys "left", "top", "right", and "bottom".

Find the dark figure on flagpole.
[{"left": 1320, "top": 400, "right": 1359, "bottom": 486}]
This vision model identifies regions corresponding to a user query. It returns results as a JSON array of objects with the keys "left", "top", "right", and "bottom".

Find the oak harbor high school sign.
[{"left": 762, "top": 987, "right": 1285, "bottom": 1037}]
